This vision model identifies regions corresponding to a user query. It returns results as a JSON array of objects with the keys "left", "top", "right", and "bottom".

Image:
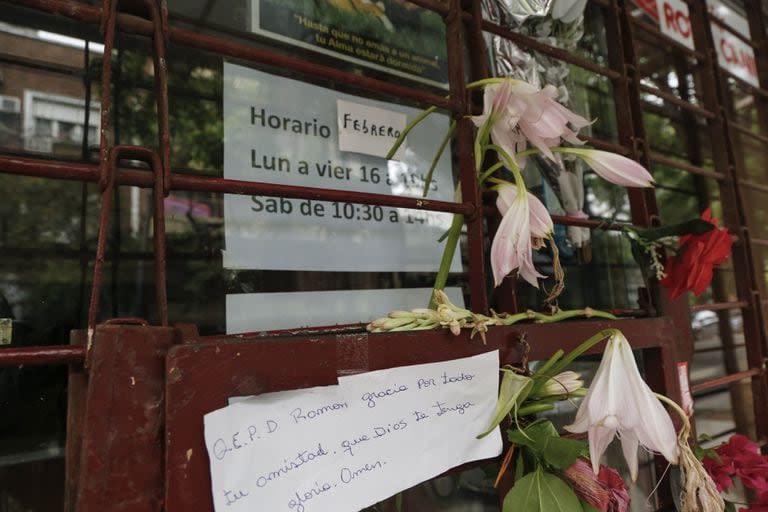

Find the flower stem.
[
  {"left": 547, "top": 328, "right": 620, "bottom": 377},
  {"left": 387, "top": 105, "right": 438, "bottom": 160},
  {"left": 429, "top": 212, "right": 464, "bottom": 309},
  {"left": 423, "top": 120, "right": 456, "bottom": 197},
  {"left": 654, "top": 392, "right": 691, "bottom": 433}
]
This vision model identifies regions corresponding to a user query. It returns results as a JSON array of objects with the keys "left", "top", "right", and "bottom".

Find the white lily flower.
[{"left": 565, "top": 331, "right": 679, "bottom": 481}]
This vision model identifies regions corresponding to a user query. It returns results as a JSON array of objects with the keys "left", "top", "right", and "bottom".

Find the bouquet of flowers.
[{"left": 368, "top": 75, "right": 736, "bottom": 511}]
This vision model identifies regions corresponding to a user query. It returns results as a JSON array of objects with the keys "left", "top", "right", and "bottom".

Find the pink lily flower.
[
  {"left": 473, "top": 80, "right": 590, "bottom": 165},
  {"left": 565, "top": 331, "right": 679, "bottom": 481},
  {"left": 491, "top": 186, "right": 546, "bottom": 288},
  {"left": 509, "top": 84, "right": 590, "bottom": 160},
  {"left": 496, "top": 183, "right": 553, "bottom": 239},
  {"left": 560, "top": 148, "right": 655, "bottom": 188}
]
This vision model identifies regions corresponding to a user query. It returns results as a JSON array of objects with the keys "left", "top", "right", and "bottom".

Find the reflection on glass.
[{"left": 365, "top": 466, "right": 500, "bottom": 511}]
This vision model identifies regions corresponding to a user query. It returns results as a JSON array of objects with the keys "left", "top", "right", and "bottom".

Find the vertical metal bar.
[{"left": 446, "top": 0, "right": 488, "bottom": 313}]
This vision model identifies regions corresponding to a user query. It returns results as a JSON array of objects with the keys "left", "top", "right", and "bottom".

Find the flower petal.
[{"left": 567, "top": 148, "right": 655, "bottom": 188}]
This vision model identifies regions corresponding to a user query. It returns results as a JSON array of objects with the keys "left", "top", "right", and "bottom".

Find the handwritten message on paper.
[{"left": 203, "top": 351, "right": 502, "bottom": 512}]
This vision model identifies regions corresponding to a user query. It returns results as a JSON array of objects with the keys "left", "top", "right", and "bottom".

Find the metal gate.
[{"left": 1, "top": 0, "right": 768, "bottom": 510}]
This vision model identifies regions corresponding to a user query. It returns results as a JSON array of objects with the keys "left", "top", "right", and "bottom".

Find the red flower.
[
  {"left": 702, "top": 453, "right": 735, "bottom": 492},
  {"left": 704, "top": 434, "right": 768, "bottom": 507},
  {"left": 660, "top": 208, "right": 732, "bottom": 300},
  {"left": 598, "top": 465, "right": 630, "bottom": 512},
  {"left": 562, "top": 459, "right": 630, "bottom": 512}
]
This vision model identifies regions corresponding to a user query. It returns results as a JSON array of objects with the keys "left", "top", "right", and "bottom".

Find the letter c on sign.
[{"left": 676, "top": 11, "right": 691, "bottom": 37}]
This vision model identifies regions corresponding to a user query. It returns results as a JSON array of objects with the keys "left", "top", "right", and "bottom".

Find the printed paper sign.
[
  {"left": 708, "top": 0, "right": 758, "bottom": 87},
  {"left": 222, "top": 62, "right": 461, "bottom": 273},
  {"left": 225, "top": 287, "right": 464, "bottom": 334},
  {"left": 204, "top": 351, "right": 502, "bottom": 512},
  {"left": 337, "top": 100, "right": 406, "bottom": 160},
  {"left": 250, "top": 0, "right": 448, "bottom": 87},
  {"left": 656, "top": 0, "right": 694, "bottom": 50}
]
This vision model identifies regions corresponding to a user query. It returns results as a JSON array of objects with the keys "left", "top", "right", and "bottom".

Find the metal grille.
[{"left": 0, "top": 0, "right": 767, "bottom": 509}]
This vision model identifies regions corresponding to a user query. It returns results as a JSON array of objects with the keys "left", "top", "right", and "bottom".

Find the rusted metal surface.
[
  {"left": 165, "top": 318, "right": 679, "bottom": 511},
  {"left": 448, "top": 0, "right": 487, "bottom": 313},
  {"left": 0, "top": 345, "right": 86, "bottom": 366},
  {"left": 2, "top": 0, "right": 768, "bottom": 509},
  {"left": 0, "top": 154, "right": 476, "bottom": 215},
  {"left": 87, "top": 145, "right": 169, "bottom": 331},
  {"left": 65, "top": 330, "right": 88, "bottom": 512},
  {"left": 75, "top": 324, "right": 177, "bottom": 512}
]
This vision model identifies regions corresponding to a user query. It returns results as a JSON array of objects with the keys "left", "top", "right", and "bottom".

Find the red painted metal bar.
[
  {"left": 10, "top": 0, "right": 459, "bottom": 112},
  {"left": 648, "top": 151, "right": 726, "bottom": 180},
  {"left": 88, "top": 145, "right": 170, "bottom": 331},
  {"left": 0, "top": 155, "right": 475, "bottom": 215},
  {"left": 638, "top": 84, "right": 716, "bottom": 119},
  {"left": 729, "top": 120, "right": 768, "bottom": 146},
  {"left": 742, "top": 179, "right": 768, "bottom": 195},
  {"left": 629, "top": 15, "right": 705, "bottom": 61},
  {"left": 691, "top": 368, "right": 765, "bottom": 394},
  {"left": 447, "top": 0, "right": 488, "bottom": 313},
  {"left": 480, "top": 18, "right": 623, "bottom": 80},
  {"left": 0, "top": 346, "right": 86, "bottom": 366},
  {"left": 691, "top": 301, "right": 749, "bottom": 312}
]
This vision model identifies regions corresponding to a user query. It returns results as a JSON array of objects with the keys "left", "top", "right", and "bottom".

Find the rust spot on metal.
[{"left": 169, "top": 366, "right": 182, "bottom": 383}]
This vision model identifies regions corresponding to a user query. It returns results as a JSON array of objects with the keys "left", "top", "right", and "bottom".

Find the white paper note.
[
  {"left": 204, "top": 351, "right": 502, "bottom": 512},
  {"left": 337, "top": 99, "right": 407, "bottom": 160}
]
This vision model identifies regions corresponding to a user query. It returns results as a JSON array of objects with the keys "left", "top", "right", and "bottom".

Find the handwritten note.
[
  {"left": 204, "top": 351, "right": 502, "bottom": 512},
  {"left": 337, "top": 99, "right": 407, "bottom": 160}
]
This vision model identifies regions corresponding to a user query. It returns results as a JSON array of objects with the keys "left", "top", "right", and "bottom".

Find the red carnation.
[{"left": 660, "top": 208, "right": 732, "bottom": 300}]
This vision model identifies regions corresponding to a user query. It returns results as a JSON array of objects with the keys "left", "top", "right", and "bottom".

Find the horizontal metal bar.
[
  {"left": 691, "top": 367, "right": 764, "bottom": 394},
  {"left": 0, "top": 346, "right": 86, "bottom": 366},
  {"left": 709, "top": 15, "right": 759, "bottom": 50},
  {"left": 549, "top": 214, "right": 630, "bottom": 231},
  {"left": 690, "top": 300, "right": 749, "bottom": 312},
  {"left": 0, "top": 155, "right": 475, "bottom": 215},
  {"left": 721, "top": 67, "right": 768, "bottom": 100},
  {"left": 738, "top": 178, "right": 768, "bottom": 194},
  {"left": 728, "top": 120, "right": 768, "bottom": 146},
  {"left": 11, "top": 0, "right": 460, "bottom": 112},
  {"left": 638, "top": 84, "right": 716, "bottom": 119},
  {"left": 480, "top": 19, "right": 623, "bottom": 81},
  {"left": 648, "top": 151, "right": 725, "bottom": 180},
  {"left": 580, "top": 135, "right": 632, "bottom": 156},
  {"left": 630, "top": 16, "right": 705, "bottom": 61},
  {"left": 694, "top": 343, "right": 745, "bottom": 354}
]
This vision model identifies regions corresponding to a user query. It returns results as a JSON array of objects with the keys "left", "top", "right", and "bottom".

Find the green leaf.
[
  {"left": 507, "top": 421, "right": 586, "bottom": 469},
  {"left": 541, "top": 436, "right": 587, "bottom": 469},
  {"left": 580, "top": 501, "right": 599, "bottom": 512},
  {"left": 477, "top": 370, "right": 533, "bottom": 439},
  {"left": 502, "top": 468, "right": 582, "bottom": 512},
  {"left": 725, "top": 501, "right": 737, "bottom": 512}
]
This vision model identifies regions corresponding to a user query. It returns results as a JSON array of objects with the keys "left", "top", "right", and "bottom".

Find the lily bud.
[{"left": 535, "top": 370, "right": 584, "bottom": 398}]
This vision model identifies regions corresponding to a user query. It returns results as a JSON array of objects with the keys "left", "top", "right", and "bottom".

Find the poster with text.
[
  {"left": 223, "top": 62, "right": 461, "bottom": 273},
  {"left": 251, "top": 0, "right": 447, "bottom": 87}
]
